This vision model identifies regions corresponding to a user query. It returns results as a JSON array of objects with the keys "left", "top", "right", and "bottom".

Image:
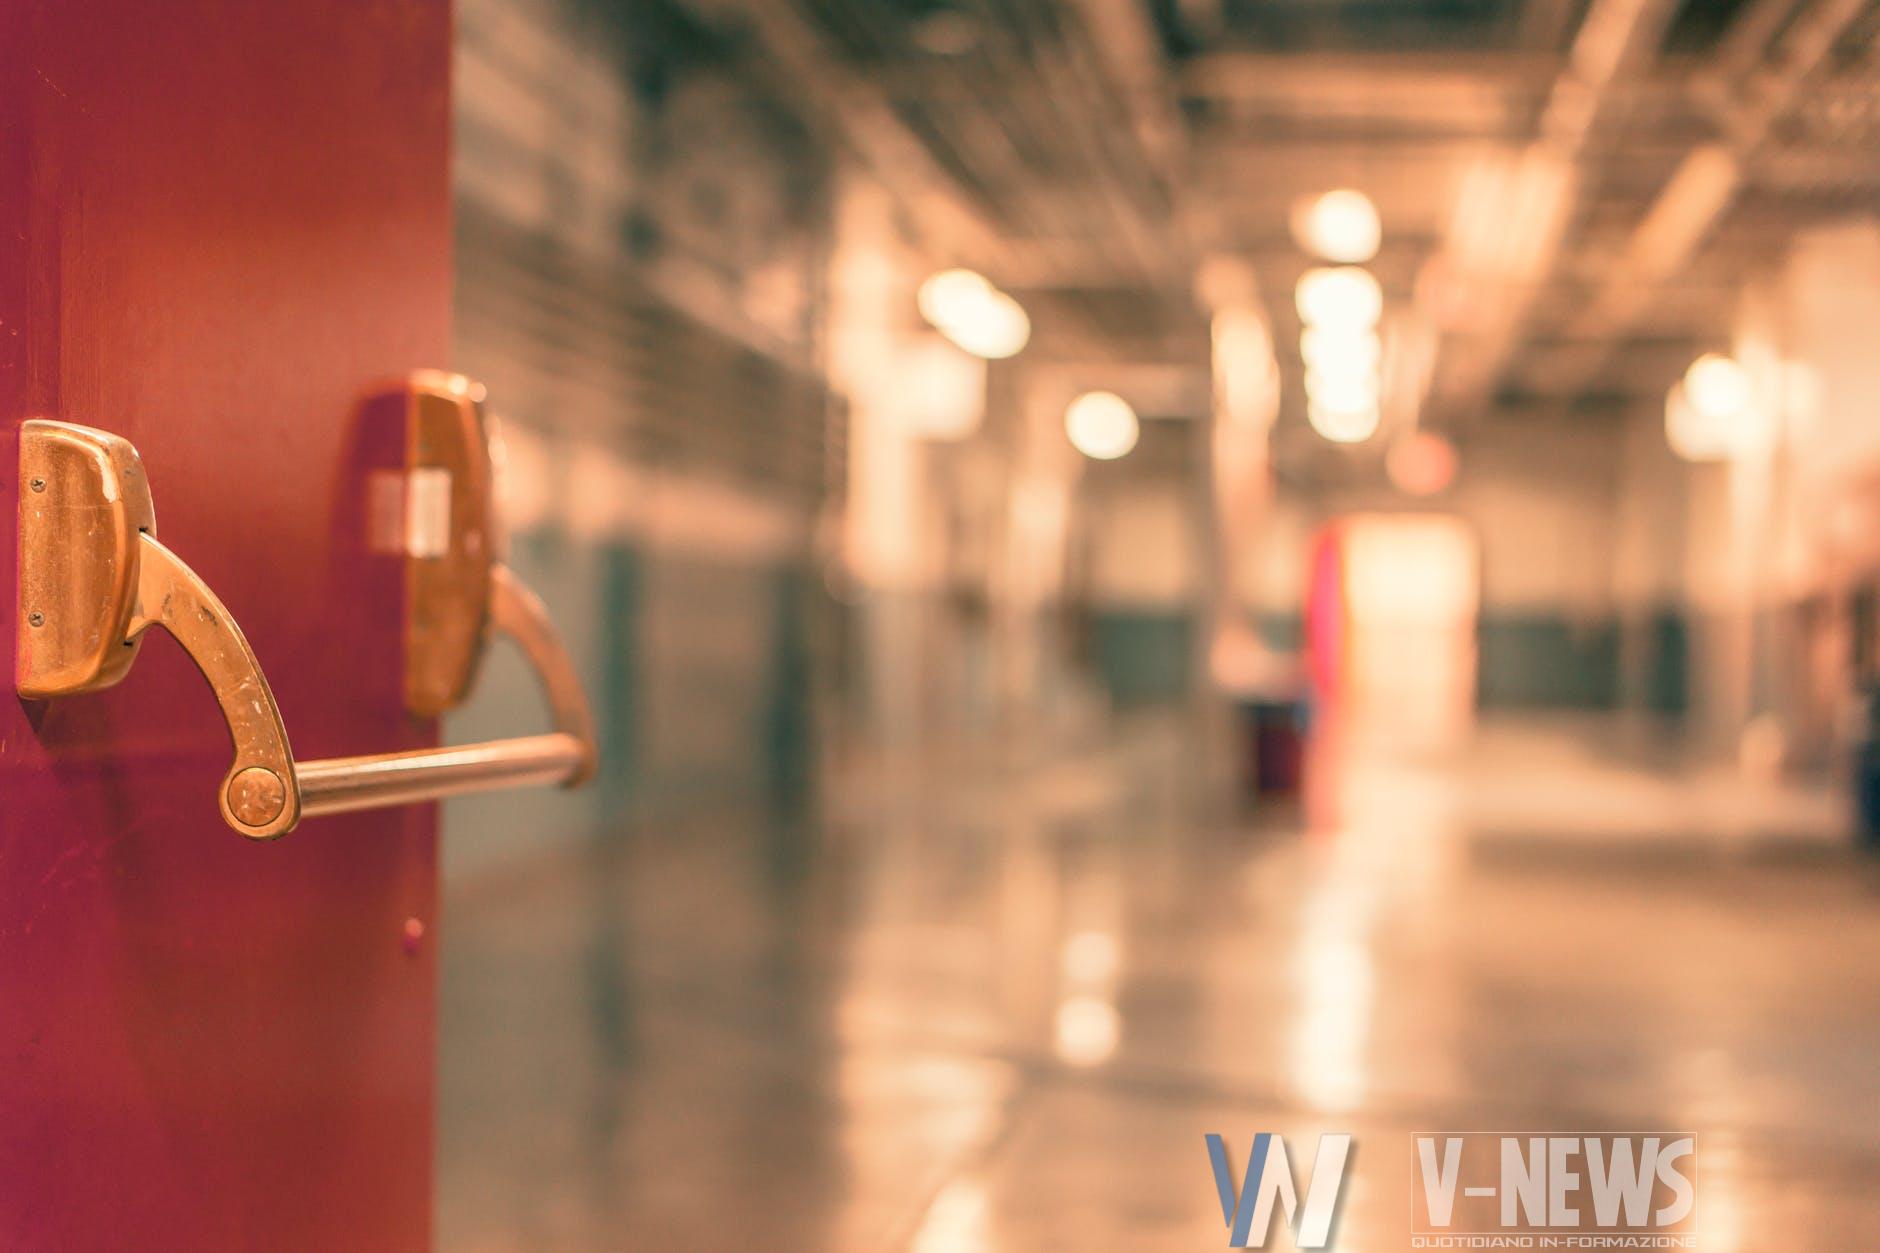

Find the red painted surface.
[
  {"left": 1304, "top": 523, "right": 1347, "bottom": 703},
  {"left": 1, "top": 4, "right": 450, "bottom": 1248}
]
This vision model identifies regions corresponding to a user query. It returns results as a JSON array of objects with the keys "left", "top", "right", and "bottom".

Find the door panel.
[{"left": 1, "top": 3, "right": 449, "bottom": 1248}]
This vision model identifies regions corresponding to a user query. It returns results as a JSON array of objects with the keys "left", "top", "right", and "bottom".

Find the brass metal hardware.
[
  {"left": 401, "top": 369, "right": 499, "bottom": 718},
  {"left": 14, "top": 376, "right": 595, "bottom": 839}
]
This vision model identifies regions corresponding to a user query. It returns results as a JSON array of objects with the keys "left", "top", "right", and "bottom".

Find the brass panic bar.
[
  {"left": 136, "top": 528, "right": 592, "bottom": 837},
  {"left": 299, "top": 733, "right": 586, "bottom": 817},
  {"left": 17, "top": 418, "right": 596, "bottom": 839},
  {"left": 296, "top": 563, "right": 595, "bottom": 818}
]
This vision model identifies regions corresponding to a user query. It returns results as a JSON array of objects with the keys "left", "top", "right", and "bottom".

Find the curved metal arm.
[
  {"left": 17, "top": 413, "right": 596, "bottom": 841},
  {"left": 128, "top": 533, "right": 303, "bottom": 837},
  {"left": 293, "top": 564, "right": 596, "bottom": 820},
  {"left": 135, "top": 540, "right": 594, "bottom": 840}
]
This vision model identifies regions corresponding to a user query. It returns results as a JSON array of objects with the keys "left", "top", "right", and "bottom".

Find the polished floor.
[{"left": 438, "top": 716, "right": 1880, "bottom": 1250}]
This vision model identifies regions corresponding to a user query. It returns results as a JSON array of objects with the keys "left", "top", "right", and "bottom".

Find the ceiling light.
[
  {"left": 1065, "top": 391, "right": 1139, "bottom": 460},
  {"left": 917, "top": 269, "right": 1030, "bottom": 359},
  {"left": 1293, "top": 189, "right": 1381, "bottom": 264},
  {"left": 1668, "top": 353, "right": 1781, "bottom": 462},
  {"left": 1301, "top": 327, "right": 1381, "bottom": 375},
  {"left": 1387, "top": 431, "right": 1458, "bottom": 495},
  {"left": 1665, "top": 384, "right": 1727, "bottom": 462},
  {"left": 918, "top": 268, "right": 989, "bottom": 329},
  {"left": 943, "top": 290, "right": 1030, "bottom": 359},
  {"left": 1307, "top": 401, "right": 1380, "bottom": 445},
  {"left": 1683, "top": 352, "right": 1750, "bottom": 419},
  {"left": 1304, "top": 368, "right": 1379, "bottom": 415},
  {"left": 1295, "top": 266, "right": 1382, "bottom": 329}
]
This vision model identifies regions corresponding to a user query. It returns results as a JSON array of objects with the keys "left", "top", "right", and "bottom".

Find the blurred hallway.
[
  {"left": 5, "top": 0, "right": 1877, "bottom": 1246},
  {"left": 431, "top": 0, "right": 1880, "bottom": 1246},
  {"left": 439, "top": 715, "right": 1879, "bottom": 1249}
]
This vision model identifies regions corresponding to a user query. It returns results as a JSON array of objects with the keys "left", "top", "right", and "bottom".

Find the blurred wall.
[
  {"left": 1514, "top": 213, "right": 1880, "bottom": 749},
  {"left": 1448, "top": 420, "right": 1628, "bottom": 709},
  {"left": 1254, "top": 417, "right": 1635, "bottom": 712},
  {"left": 1080, "top": 482, "right": 1202, "bottom": 707},
  {"left": 1671, "top": 220, "right": 1880, "bottom": 759},
  {"left": 444, "top": 0, "right": 838, "bottom": 880},
  {"left": 824, "top": 180, "right": 981, "bottom": 748}
]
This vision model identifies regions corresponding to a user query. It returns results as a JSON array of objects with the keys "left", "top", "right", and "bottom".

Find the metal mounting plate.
[
  {"left": 395, "top": 371, "right": 498, "bottom": 718},
  {"left": 16, "top": 419, "right": 158, "bottom": 699}
]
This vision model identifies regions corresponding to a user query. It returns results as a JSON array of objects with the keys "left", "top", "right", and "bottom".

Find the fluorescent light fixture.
[
  {"left": 1293, "top": 189, "right": 1381, "bottom": 264},
  {"left": 1065, "top": 390, "right": 1140, "bottom": 460},
  {"left": 917, "top": 268, "right": 1030, "bottom": 359},
  {"left": 1301, "top": 327, "right": 1381, "bottom": 375},
  {"left": 1295, "top": 266, "right": 1383, "bottom": 329},
  {"left": 1307, "top": 401, "right": 1380, "bottom": 445},
  {"left": 1305, "top": 368, "right": 1380, "bottom": 414},
  {"left": 1684, "top": 352, "right": 1750, "bottom": 420}
]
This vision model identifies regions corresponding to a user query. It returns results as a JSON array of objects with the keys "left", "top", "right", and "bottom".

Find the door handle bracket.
[{"left": 15, "top": 376, "right": 595, "bottom": 839}]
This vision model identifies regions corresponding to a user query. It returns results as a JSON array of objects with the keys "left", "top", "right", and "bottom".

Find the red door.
[{"left": 2, "top": 3, "right": 450, "bottom": 1248}]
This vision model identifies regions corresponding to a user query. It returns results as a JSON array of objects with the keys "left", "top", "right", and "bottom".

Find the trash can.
[
  {"left": 1237, "top": 694, "right": 1308, "bottom": 799},
  {"left": 1857, "top": 688, "right": 1880, "bottom": 850}
]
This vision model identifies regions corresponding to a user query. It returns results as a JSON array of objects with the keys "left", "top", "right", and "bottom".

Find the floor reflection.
[{"left": 438, "top": 714, "right": 1880, "bottom": 1250}]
